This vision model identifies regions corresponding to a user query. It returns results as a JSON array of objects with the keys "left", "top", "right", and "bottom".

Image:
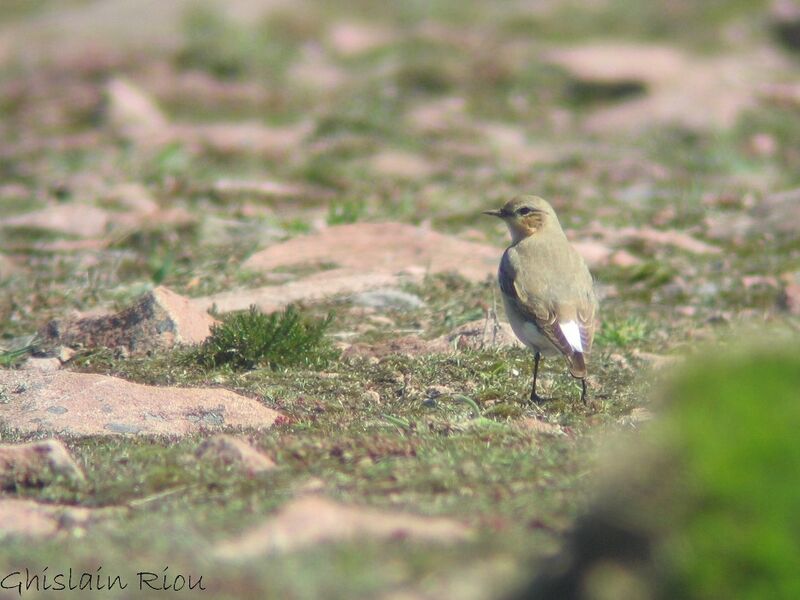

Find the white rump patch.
[{"left": 559, "top": 321, "right": 583, "bottom": 352}]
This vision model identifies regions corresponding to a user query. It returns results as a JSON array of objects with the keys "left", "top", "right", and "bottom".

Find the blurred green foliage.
[{"left": 659, "top": 345, "right": 800, "bottom": 599}]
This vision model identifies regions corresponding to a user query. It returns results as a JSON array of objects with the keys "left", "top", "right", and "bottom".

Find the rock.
[
  {"left": 243, "top": 222, "right": 499, "bottom": 283},
  {"left": 195, "top": 434, "right": 276, "bottom": 474},
  {"left": 214, "top": 495, "right": 471, "bottom": 559},
  {"left": 212, "top": 178, "right": 313, "bottom": 200},
  {"left": 344, "top": 335, "right": 444, "bottom": 360},
  {"left": 0, "top": 369, "right": 281, "bottom": 436},
  {"left": 21, "top": 357, "right": 61, "bottom": 371},
  {"left": 582, "top": 224, "right": 721, "bottom": 255},
  {"left": 352, "top": 289, "right": 425, "bottom": 310},
  {"left": 517, "top": 418, "right": 564, "bottom": 436},
  {"left": 172, "top": 120, "right": 311, "bottom": 158},
  {"left": 105, "top": 78, "right": 169, "bottom": 146},
  {"left": 571, "top": 241, "right": 614, "bottom": 269},
  {"left": 704, "top": 212, "right": 757, "bottom": 243},
  {"left": 632, "top": 351, "right": 683, "bottom": 370},
  {"left": 193, "top": 268, "right": 413, "bottom": 314},
  {"left": 755, "top": 188, "right": 800, "bottom": 235},
  {"left": 0, "top": 499, "right": 95, "bottom": 539},
  {"left": 546, "top": 42, "right": 787, "bottom": 132},
  {"left": 547, "top": 44, "right": 684, "bottom": 86},
  {"left": 328, "top": 21, "right": 394, "bottom": 56},
  {"left": 370, "top": 150, "right": 436, "bottom": 179},
  {"left": 0, "top": 439, "right": 84, "bottom": 488},
  {"left": 0, "top": 255, "right": 20, "bottom": 278},
  {"left": 2, "top": 203, "right": 111, "bottom": 238},
  {"left": 778, "top": 282, "right": 800, "bottom": 315},
  {"left": 40, "top": 286, "right": 217, "bottom": 354},
  {"left": 436, "top": 319, "right": 523, "bottom": 351}
]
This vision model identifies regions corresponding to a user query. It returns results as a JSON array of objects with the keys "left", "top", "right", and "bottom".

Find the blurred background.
[{"left": 1, "top": 1, "right": 800, "bottom": 598}]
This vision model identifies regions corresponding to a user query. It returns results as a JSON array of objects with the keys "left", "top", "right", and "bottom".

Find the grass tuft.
[{"left": 192, "top": 305, "right": 338, "bottom": 371}]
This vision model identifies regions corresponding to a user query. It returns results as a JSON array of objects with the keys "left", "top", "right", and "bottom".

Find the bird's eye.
[{"left": 517, "top": 207, "right": 533, "bottom": 216}]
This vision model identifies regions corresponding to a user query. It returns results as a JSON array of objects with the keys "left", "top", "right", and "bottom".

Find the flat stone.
[
  {"left": 0, "top": 255, "right": 20, "bottom": 278},
  {"left": 0, "top": 439, "right": 85, "bottom": 488},
  {"left": 547, "top": 42, "right": 789, "bottom": 132},
  {"left": 193, "top": 268, "right": 415, "bottom": 314},
  {"left": 779, "top": 282, "right": 800, "bottom": 315},
  {"left": 195, "top": 434, "right": 276, "bottom": 474},
  {"left": 0, "top": 369, "right": 280, "bottom": 436},
  {"left": 214, "top": 495, "right": 471, "bottom": 559},
  {"left": 40, "top": 286, "right": 217, "bottom": 354},
  {"left": 517, "top": 418, "right": 564, "bottom": 436},
  {"left": 352, "top": 289, "right": 425, "bottom": 310},
  {"left": 243, "top": 222, "right": 499, "bottom": 283},
  {"left": 105, "top": 77, "right": 169, "bottom": 146},
  {"left": 0, "top": 498, "right": 100, "bottom": 539},
  {"left": 2, "top": 203, "right": 111, "bottom": 238},
  {"left": 344, "top": 335, "right": 444, "bottom": 359}
]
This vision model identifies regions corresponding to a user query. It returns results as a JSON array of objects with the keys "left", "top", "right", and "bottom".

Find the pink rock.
[
  {"left": 517, "top": 418, "right": 564, "bottom": 435},
  {"left": 193, "top": 268, "right": 410, "bottom": 314},
  {"left": 214, "top": 495, "right": 471, "bottom": 559},
  {"left": 779, "top": 282, "right": 800, "bottom": 315},
  {"left": 40, "top": 286, "right": 217, "bottom": 354},
  {"left": 243, "top": 222, "right": 499, "bottom": 283},
  {"left": 0, "top": 439, "right": 84, "bottom": 487},
  {"left": 0, "top": 369, "right": 281, "bottom": 436},
  {"left": 0, "top": 499, "right": 94, "bottom": 539},
  {"left": 195, "top": 435, "right": 276, "bottom": 475},
  {"left": 572, "top": 241, "right": 613, "bottom": 268},
  {"left": 610, "top": 250, "right": 641, "bottom": 268},
  {"left": 3, "top": 204, "right": 111, "bottom": 238}
]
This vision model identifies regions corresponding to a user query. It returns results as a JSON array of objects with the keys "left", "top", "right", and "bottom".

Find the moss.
[{"left": 191, "top": 305, "right": 338, "bottom": 371}]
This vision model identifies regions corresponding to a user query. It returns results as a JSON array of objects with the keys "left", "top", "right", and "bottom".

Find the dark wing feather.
[{"left": 500, "top": 252, "right": 585, "bottom": 376}]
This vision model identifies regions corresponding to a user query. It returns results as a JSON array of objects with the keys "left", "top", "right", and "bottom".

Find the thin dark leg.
[
  {"left": 530, "top": 352, "right": 543, "bottom": 403},
  {"left": 580, "top": 378, "right": 587, "bottom": 405}
]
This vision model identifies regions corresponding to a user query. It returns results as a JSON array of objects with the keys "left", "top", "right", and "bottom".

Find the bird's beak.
[{"left": 482, "top": 209, "right": 505, "bottom": 218}]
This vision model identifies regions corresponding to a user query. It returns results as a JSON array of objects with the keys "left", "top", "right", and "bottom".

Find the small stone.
[
  {"left": 0, "top": 370, "right": 281, "bottom": 436},
  {"left": 363, "top": 390, "right": 381, "bottom": 403},
  {"left": 39, "top": 286, "right": 217, "bottom": 355},
  {"left": 0, "top": 499, "right": 95, "bottom": 540},
  {"left": 242, "top": 222, "right": 499, "bottom": 284},
  {"left": 105, "top": 78, "right": 169, "bottom": 146},
  {"left": 632, "top": 350, "right": 683, "bottom": 370},
  {"left": 195, "top": 435, "right": 276, "bottom": 475},
  {"left": 778, "top": 282, "right": 800, "bottom": 315},
  {"left": 21, "top": 357, "right": 61, "bottom": 372},
  {"left": 352, "top": 289, "right": 425, "bottom": 310},
  {"left": 214, "top": 496, "right": 471, "bottom": 559},
  {"left": 517, "top": 418, "right": 563, "bottom": 436},
  {"left": 0, "top": 439, "right": 85, "bottom": 488}
]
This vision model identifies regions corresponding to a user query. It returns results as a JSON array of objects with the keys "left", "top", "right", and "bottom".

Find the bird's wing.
[
  {"left": 577, "top": 297, "right": 597, "bottom": 354},
  {"left": 500, "top": 251, "right": 586, "bottom": 376}
]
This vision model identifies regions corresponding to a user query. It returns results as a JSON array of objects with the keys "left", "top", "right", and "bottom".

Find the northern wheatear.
[{"left": 484, "top": 195, "right": 598, "bottom": 404}]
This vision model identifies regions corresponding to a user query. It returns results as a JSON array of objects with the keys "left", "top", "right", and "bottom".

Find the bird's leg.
[
  {"left": 580, "top": 378, "right": 587, "bottom": 405},
  {"left": 530, "top": 352, "right": 544, "bottom": 403}
]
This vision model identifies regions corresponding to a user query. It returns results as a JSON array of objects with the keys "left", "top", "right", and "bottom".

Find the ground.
[{"left": 1, "top": 0, "right": 799, "bottom": 598}]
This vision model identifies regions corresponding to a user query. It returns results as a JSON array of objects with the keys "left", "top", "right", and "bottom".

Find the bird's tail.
[{"left": 568, "top": 352, "right": 586, "bottom": 378}]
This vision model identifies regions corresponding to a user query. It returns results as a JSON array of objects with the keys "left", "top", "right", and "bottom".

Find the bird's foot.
[{"left": 529, "top": 392, "right": 547, "bottom": 404}]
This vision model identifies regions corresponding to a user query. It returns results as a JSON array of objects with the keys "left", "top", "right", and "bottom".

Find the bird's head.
[{"left": 483, "top": 195, "right": 560, "bottom": 243}]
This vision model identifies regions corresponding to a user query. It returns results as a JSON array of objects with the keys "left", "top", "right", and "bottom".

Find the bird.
[{"left": 483, "top": 195, "right": 598, "bottom": 404}]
